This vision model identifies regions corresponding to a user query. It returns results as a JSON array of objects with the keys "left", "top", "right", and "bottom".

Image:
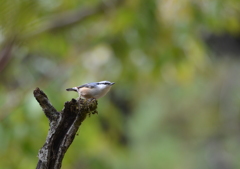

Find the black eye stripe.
[{"left": 99, "top": 82, "right": 109, "bottom": 85}]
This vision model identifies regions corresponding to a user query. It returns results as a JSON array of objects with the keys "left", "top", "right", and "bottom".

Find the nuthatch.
[{"left": 66, "top": 81, "right": 115, "bottom": 99}]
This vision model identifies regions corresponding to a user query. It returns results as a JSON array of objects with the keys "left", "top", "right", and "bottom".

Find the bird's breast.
[{"left": 79, "top": 86, "right": 111, "bottom": 99}]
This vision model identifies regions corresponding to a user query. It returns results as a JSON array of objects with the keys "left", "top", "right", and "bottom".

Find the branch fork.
[{"left": 34, "top": 87, "right": 98, "bottom": 169}]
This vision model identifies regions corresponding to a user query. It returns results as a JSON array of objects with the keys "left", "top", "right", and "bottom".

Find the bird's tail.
[{"left": 66, "top": 87, "right": 78, "bottom": 92}]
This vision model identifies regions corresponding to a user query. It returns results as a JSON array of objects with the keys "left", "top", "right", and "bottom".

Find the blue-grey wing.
[{"left": 77, "top": 82, "right": 96, "bottom": 89}]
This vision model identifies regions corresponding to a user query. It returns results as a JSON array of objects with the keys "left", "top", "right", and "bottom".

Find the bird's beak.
[{"left": 111, "top": 82, "right": 115, "bottom": 85}]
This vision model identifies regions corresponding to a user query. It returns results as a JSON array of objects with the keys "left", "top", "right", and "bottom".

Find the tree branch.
[
  {"left": 34, "top": 88, "right": 98, "bottom": 169},
  {"left": 0, "top": 0, "right": 124, "bottom": 73},
  {"left": 33, "top": 87, "right": 59, "bottom": 121},
  {"left": 0, "top": 38, "right": 16, "bottom": 73},
  {"left": 26, "top": 0, "right": 124, "bottom": 38}
]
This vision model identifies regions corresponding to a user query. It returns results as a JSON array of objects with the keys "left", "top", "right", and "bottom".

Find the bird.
[{"left": 66, "top": 81, "right": 115, "bottom": 99}]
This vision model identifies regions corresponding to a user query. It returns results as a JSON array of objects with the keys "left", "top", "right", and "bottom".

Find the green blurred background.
[{"left": 1, "top": 0, "right": 240, "bottom": 168}]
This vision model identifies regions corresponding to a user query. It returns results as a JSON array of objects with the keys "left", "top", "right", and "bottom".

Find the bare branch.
[
  {"left": 26, "top": 0, "right": 124, "bottom": 38},
  {"left": 33, "top": 88, "right": 59, "bottom": 121},
  {"left": 0, "top": 38, "right": 15, "bottom": 73},
  {"left": 34, "top": 88, "right": 98, "bottom": 169}
]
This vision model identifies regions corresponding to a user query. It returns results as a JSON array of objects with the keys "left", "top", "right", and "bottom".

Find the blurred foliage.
[{"left": 0, "top": 0, "right": 240, "bottom": 168}]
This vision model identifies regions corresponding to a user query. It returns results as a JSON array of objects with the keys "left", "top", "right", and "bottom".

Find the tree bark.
[{"left": 33, "top": 87, "right": 98, "bottom": 169}]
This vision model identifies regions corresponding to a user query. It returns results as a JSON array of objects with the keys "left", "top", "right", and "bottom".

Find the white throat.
[
  {"left": 94, "top": 84, "right": 112, "bottom": 99},
  {"left": 97, "top": 84, "right": 110, "bottom": 90}
]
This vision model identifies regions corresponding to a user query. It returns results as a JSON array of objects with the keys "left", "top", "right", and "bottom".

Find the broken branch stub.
[{"left": 33, "top": 87, "right": 98, "bottom": 169}]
